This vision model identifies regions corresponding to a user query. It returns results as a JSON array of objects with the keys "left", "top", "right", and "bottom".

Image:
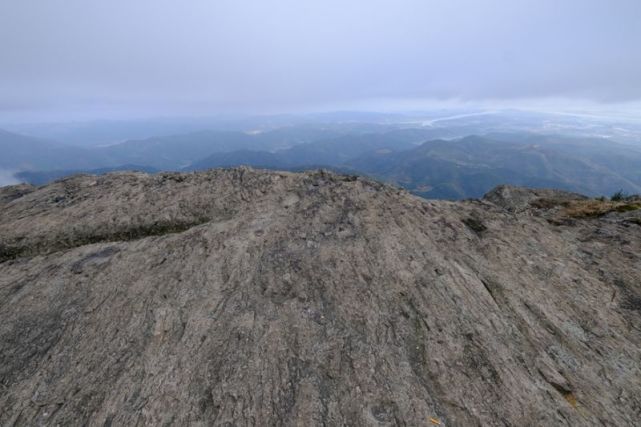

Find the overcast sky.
[{"left": 1, "top": 0, "right": 640, "bottom": 119}]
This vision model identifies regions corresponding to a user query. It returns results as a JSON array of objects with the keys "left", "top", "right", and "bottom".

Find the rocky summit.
[{"left": 1, "top": 168, "right": 640, "bottom": 426}]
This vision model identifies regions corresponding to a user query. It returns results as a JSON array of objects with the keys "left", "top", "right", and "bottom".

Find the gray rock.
[
  {"left": 1, "top": 168, "right": 640, "bottom": 426},
  {"left": 483, "top": 184, "right": 587, "bottom": 213}
]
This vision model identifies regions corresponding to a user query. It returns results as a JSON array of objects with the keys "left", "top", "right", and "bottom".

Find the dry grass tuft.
[
  {"left": 562, "top": 199, "right": 641, "bottom": 219},
  {"left": 563, "top": 391, "right": 578, "bottom": 409}
]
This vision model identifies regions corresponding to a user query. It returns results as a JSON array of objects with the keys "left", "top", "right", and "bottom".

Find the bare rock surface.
[
  {"left": 482, "top": 185, "right": 587, "bottom": 213},
  {"left": 1, "top": 168, "right": 640, "bottom": 426}
]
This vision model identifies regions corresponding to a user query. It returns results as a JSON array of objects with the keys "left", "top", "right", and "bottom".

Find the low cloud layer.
[
  {"left": 1, "top": 0, "right": 640, "bottom": 117},
  {"left": 0, "top": 170, "right": 20, "bottom": 187}
]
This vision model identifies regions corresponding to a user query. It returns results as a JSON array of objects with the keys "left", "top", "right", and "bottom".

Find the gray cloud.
[{"left": 1, "top": 0, "right": 640, "bottom": 117}]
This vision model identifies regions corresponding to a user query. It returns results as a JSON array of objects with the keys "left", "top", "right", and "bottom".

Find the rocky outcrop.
[
  {"left": 1, "top": 168, "right": 640, "bottom": 426},
  {"left": 482, "top": 184, "right": 588, "bottom": 213}
]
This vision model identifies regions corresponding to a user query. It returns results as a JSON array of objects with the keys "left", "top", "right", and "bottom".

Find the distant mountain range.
[
  {"left": 3, "top": 120, "right": 641, "bottom": 199},
  {"left": 345, "top": 135, "right": 641, "bottom": 198},
  {"left": 186, "top": 133, "right": 641, "bottom": 198},
  {"left": 0, "top": 129, "right": 101, "bottom": 171},
  {"left": 14, "top": 165, "right": 160, "bottom": 186},
  {"left": 185, "top": 131, "right": 419, "bottom": 171}
]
